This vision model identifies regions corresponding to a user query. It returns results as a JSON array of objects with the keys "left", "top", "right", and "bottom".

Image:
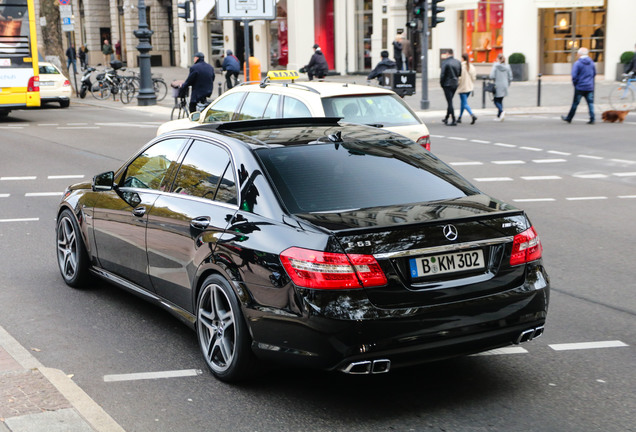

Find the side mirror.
[
  {"left": 92, "top": 171, "right": 114, "bottom": 191},
  {"left": 189, "top": 111, "right": 201, "bottom": 122}
]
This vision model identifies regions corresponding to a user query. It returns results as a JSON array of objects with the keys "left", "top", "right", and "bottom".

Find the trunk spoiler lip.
[
  {"left": 294, "top": 209, "right": 527, "bottom": 235},
  {"left": 372, "top": 236, "right": 515, "bottom": 260}
]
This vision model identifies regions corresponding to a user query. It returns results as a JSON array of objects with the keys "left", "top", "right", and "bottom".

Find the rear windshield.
[
  {"left": 322, "top": 94, "right": 420, "bottom": 127},
  {"left": 256, "top": 141, "right": 479, "bottom": 214}
]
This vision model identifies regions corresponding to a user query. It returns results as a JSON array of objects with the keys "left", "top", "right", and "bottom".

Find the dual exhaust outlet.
[
  {"left": 515, "top": 325, "right": 545, "bottom": 344},
  {"left": 341, "top": 359, "right": 391, "bottom": 375}
]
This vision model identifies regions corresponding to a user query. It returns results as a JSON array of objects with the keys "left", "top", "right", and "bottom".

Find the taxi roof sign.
[{"left": 266, "top": 70, "right": 300, "bottom": 81}]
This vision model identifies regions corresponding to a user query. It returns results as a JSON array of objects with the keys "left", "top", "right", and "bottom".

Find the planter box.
[{"left": 510, "top": 63, "right": 528, "bottom": 81}]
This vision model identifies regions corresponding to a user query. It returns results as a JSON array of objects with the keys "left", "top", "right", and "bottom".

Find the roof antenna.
[{"left": 328, "top": 130, "right": 343, "bottom": 144}]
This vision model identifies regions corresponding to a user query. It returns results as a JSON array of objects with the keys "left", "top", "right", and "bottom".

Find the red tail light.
[
  {"left": 280, "top": 247, "right": 387, "bottom": 290},
  {"left": 510, "top": 227, "right": 542, "bottom": 266},
  {"left": 27, "top": 76, "right": 40, "bottom": 92},
  {"left": 417, "top": 135, "right": 431, "bottom": 151},
  {"left": 63, "top": 79, "right": 71, "bottom": 87}
]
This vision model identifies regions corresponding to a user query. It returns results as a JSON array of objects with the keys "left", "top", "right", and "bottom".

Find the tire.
[
  {"left": 196, "top": 274, "right": 257, "bottom": 382},
  {"left": 609, "top": 85, "right": 635, "bottom": 111},
  {"left": 79, "top": 86, "right": 87, "bottom": 99},
  {"left": 153, "top": 78, "right": 168, "bottom": 102},
  {"left": 56, "top": 209, "right": 91, "bottom": 288},
  {"left": 60, "top": 100, "right": 70, "bottom": 108}
]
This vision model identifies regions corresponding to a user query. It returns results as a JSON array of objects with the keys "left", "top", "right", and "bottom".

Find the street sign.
[
  {"left": 59, "top": 4, "right": 73, "bottom": 32},
  {"left": 59, "top": 0, "right": 70, "bottom": 5},
  {"left": 216, "top": 0, "right": 276, "bottom": 20}
]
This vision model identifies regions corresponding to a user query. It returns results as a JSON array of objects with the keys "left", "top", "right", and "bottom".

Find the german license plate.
[
  {"left": 40, "top": 81, "right": 54, "bottom": 86},
  {"left": 410, "top": 249, "right": 485, "bottom": 278}
]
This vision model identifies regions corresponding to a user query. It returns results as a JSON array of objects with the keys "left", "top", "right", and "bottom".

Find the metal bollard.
[
  {"left": 537, "top": 73, "right": 542, "bottom": 107},
  {"left": 218, "top": 81, "right": 223, "bottom": 97}
]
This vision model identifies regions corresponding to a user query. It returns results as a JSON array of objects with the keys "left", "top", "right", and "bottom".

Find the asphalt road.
[{"left": 0, "top": 103, "right": 634, "bottom": 432}]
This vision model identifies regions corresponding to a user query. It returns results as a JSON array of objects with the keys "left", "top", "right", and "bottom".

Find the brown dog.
[{"left": 602, "top": 110, "right": 629, "bottom": 123}]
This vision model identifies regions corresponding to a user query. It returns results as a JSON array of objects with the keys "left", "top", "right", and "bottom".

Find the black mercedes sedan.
[{"left": 56, "top": 118, "right": 549, "bottom": 382}]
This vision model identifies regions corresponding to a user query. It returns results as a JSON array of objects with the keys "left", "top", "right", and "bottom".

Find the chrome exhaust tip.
[
  {"left": 341, "top": 359, "right": 391, "bottom": 375},
  {"left": 371, "top": 359, "right": 391, "bottom": 374},
  {"left": 515, "top": 326, "right": 545, "bottom": 344}
]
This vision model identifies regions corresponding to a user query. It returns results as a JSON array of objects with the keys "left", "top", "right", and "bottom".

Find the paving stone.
[
  {"left": 0, "top": 347, "right": 23, "bottom": 373},
  {"left": 4, "top": 408, "right": 94, "bottom": 432},
  {"left": 0, "top": 370, "right": 71, "bottom": 419}
]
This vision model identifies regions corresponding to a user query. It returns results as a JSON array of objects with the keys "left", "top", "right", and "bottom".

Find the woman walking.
[
  {"left": 489, "top": 53, "right": 512, "bottom": 121},
  {"left": 457, "top": 53, "right": 477, "bottom": 124}
]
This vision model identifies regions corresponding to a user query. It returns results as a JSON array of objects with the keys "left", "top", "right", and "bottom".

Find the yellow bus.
[{"left": 0, "top": 0, "right": 40, "bottom": 118}]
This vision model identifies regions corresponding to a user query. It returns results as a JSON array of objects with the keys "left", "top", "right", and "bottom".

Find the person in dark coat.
[
  {"left": 222, "top": 49, "right": 240, "bottom": 89},
  {"left": 65, "top": 45, "right": 77, "bottom": 72},
  {"left": 562, "top": 47, "right": 596, "bottom": 125},
  {"left": 78, "top": 45, "right": 88, "bottom": 71},
  {"left": 180, "top": 52, "right": 215, "bottom": 114},
  {"left": 304, "top": 44, "right": 328, "bottom": 81},
  {"left": 367, "top": 50, "right": 396, "bottom": 82},
  {"left": 440, "top": 49, "right": 461, "bottom": 126},
  {"left": 624, "top": 43, "right": 636, "bottom": 75},
  {"left": 392, "top": 36, "right": 404, "bottom": 71}
]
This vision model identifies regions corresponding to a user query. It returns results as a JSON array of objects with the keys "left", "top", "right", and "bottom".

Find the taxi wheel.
[{"left": 56, "top": 209, "right": 90, "bottom": 288}]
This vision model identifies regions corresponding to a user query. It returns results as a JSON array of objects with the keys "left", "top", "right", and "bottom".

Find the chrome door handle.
[
  {"left": 132, "top": 206, "right": 146, "bottom": 217},
  {"left": 190, "top": 216, "right": 210, "bottom": 229}
]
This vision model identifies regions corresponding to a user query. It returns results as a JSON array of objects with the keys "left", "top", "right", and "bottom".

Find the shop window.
[
  {"left": 463, "top": 0, "right": 503, "bottom": 63},
  {"left": 269, "top": 0, "right": 288, "bottom": 69}
]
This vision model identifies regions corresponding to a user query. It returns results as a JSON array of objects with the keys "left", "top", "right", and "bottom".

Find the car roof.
[{"left": 228, "top": 81, "right": 396, "bottom": 99}]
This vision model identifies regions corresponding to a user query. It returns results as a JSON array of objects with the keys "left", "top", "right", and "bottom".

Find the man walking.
[
  {"left": 562, "top": 47, "right": 596, "bottom": 125},
  {"left": 180, "top": 51, "right": 215, "bottom": 114},
  {"left": 65, "top": 44, "right": 77, "bottom": 73},
  {"left": 440, "top": 49, "right": 461, "bottom": 126}
]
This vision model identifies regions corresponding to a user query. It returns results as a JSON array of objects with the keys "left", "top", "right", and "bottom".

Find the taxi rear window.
[{"left": 322, "top": 95, "right": 420, "bottom": 127}]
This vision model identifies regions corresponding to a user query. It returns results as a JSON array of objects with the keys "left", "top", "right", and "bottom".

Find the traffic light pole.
[{"left": 420, "top": 0, "right": 430, "bottom": 110}]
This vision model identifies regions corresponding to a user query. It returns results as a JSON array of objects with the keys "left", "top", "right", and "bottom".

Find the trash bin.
[
  {"left": 380, "top": 70, "right": 416, "bottom": 97},
  {"left": 243, "top": 57, "right": 261, "bottom": 82}
]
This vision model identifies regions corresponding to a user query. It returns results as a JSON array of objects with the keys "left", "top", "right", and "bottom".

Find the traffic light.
[
  {"left": 431, "top": 0, "right": 445, "bottom": 27},
  {"left": 406, "top": 20, "right": 419, "bottom": 29},
  {"left": 413, "top": 0, "right": 425, "bottom": 20},
  {"left": 178, "top": 1, "right": 193, "bottom": 22}
]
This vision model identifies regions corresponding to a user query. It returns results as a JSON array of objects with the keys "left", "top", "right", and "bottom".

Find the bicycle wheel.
[
  {"left": 91, "top": 81, "right": 111, "bottom": 100},
  {"left": 153, "top": 78, "right": 168, "bottom": 101},
  {"left": 170, "top": 105, "right": 181, "bottom": 120},
  {"left": 609, "top": 85, "right": 635, "bottom": 111},
  {"left": 120, "top": 82, "right": 134, "bottom": 104}
]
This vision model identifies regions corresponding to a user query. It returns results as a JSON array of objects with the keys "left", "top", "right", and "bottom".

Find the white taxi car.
[
  {"left": 39, "top": 62, "right": 72, "bottom": 108},
  {"left": 157, "top": 71, "right": 430, "bottom": 150}
]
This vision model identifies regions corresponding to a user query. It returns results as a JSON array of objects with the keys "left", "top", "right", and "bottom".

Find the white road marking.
[
  {"left": 38, "top": 123, "right": 59, "bottom": 126},
  {"left": 533, "top": 158, "right": 567, "bottom": 164},
  {"left": 1, "top": 176, "right": 36, "bottom": 181},
  {"left": 521, "top": 176, "right": 562, "bottom": 181},
  {"left": 572, "top": 173, "right": 608, "bottom": 179},
  {"left": 613, "top": 172, "right": 636, "bottom": 177},
  {"left": 448, "top": 136, "right": 468, "bottom": 141},
  {"left": 513, "top": 198, "right": 556, "bottom": 202},
  {"left": 471, "top": 347, "right": 528, "bottom": 356},
  {"left": 0, "top": 194, "right": 9, "bottom": 198},
  {"left": 474, "top": 177, "right": 514, "bottom": 182},
  {"left": 494, "top": 143, "right": 516, "bottom": 148},
  {"left": 103, "top": 369, "right": 202, "bottom": 382},
  {"left": 618, "top": 195, "right": 636, "bottom": 199},
  {"left": 470, "top": 139, "right": 491, "bottom": 144},
  {"left": 578, "top": 154, "right": 603, "bottom": 160},
  {"left": 449, "top": 161, "right": 483, "bottom": 166},
  {"left": 0, "top": 218, "right": 39, "bottom": 223},
  {"left": 520, "top": 146, "right": 543, "bottom": 152},
  {"left": 95, "top": 122, "right": 159, "bottom": 128},
  {"left": 67, "top": 123, "right": 88, "bottom": 126},
  {"left": 549, "top": 341, "right": 628, "bottom": 351},
  {"left": 25, "top": 192, "right": 64, "bottom": 197},
  {"left": 48, "top": 175, "right": 85, "bottom": 179},
  {"left": 431, "top": 135, "right": 445, "bottom": 138},
  {"left": 57, "top": 126, "right": 100, "bottom": 130},
  {"left": 0, "top": 126, "right": 24, "bottom": 129},
  {"left": 566, "top": 196, "right": 608, "bottom": 201},
  {"left": 547, "top": 150, "right": 571, "bottom": 156},
  {"left": 492, "top": 160, "right": 525, "bottom": 165},
  {"left": 610, "top": 158, "right": 636, "bottom": 164}
]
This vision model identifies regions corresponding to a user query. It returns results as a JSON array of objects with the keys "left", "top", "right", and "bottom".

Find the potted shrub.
[
  {"left": 508, "top": 52, "right": 528, "bottom": 81},
  {"left": 617, "top": 51, "right": 635, "bottom": 81}
]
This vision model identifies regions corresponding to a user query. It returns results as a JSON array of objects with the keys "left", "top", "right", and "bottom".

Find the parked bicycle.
[{"left": 609, "top": 72, "right": 636, "bottom": 111}]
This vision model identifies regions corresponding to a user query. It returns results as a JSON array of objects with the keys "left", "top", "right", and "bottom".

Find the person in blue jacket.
[
  {"left": 180, "top": 52, "right": 215, "bottom": 114},
  {"left": 562, "top": 47, "right": 596, "bottom": 124},
  {"left": 222, "top": 49, "right": 241, "bottom": 89}
]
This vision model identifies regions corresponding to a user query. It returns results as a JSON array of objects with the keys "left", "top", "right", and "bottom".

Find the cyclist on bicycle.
[
  {"left": 624, "top": 43, "right": 636, "bottom": 76},
  {"left": 222, "top": 49, "right": 240, "bottom": 90},
  {"left": 179, "top": 51, "right": 215, "bottom": 114}
]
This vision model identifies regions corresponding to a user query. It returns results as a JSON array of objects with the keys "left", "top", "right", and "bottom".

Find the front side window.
[
  {"left": 322, "top": 94, "right": 420, "bottom": 127},
  {"left": 282, "top": 96, "right": 311, "bottom": 118},
  {"left": 236, "top": 92, "right": 274, "bottom": 120},
  {"left": 172, "top": 140, "right": 237, "bottom": 204},
  {"left": 122, "top": 138, "right": 185, "bottom": 190},
  {"left": 204, "top": 92, "right": 245, "bottom": 122}
]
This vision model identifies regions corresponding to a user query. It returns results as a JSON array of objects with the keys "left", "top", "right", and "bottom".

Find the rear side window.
[
  {"left": 256, "top": 143, "right": 476, "bottom": 213},
  {"left": 204, "top": 92, "right": 244, "bottom": 122},
  {"left": 39, "top": 65, "right": 60, "bottom": 74},
  {"left": 282, "top": 96, "right": 311, "bottom": 118},
  {"left": 322, "top": 95, "right": 420, "bottom": 127}
]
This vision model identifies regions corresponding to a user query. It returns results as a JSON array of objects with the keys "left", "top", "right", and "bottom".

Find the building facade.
[{"left": 38, "top": 0, "right": 636, "bottom": 81}]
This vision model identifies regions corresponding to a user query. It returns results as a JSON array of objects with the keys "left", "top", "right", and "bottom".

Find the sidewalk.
[
  {"left": 0, "top": 325, "right": 125, "bottom": 432},
  {"left": 71, "top": 65, "right": 619, "bottom": 120}
]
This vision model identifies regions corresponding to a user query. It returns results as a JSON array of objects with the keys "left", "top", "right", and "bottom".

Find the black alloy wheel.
[
  {"left": 56, "top": 209, "right": 90, "bottom": 288},
  {"left": 196, "top": 275, "right": 256, "bottom": 382}
]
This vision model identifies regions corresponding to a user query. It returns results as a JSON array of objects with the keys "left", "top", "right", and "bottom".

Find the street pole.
[
  {"left": 134, "top": 0, "right": 156, "bottom": 106},
  {"left": 192, "top": 0, "right": 198, "bottom": 54},
  {"left": 243, "top": 19, "right": 250, "bottom": 81},
  {"left": 420, "top": 0, "right": 430, "bottom": 109}
]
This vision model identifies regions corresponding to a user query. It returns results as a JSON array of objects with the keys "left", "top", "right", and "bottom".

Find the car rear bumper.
[{"left": 248, "top": 262, "right": 549, "bottom": 371}]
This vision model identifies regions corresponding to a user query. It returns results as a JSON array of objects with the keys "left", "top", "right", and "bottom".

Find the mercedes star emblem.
[{"left": 443, "top": 224, "right": 458, "bottom": 241}]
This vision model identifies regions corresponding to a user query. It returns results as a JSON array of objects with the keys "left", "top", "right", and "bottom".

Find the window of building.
[
  {"left": 356, "top": 0, "right": 373, "bottom": 71},
  {"left": 269, "top": 0, "right": 288, "bottom": 70},
  {"left": 463, "top": 0, "right": 504, "bottom": 63}
]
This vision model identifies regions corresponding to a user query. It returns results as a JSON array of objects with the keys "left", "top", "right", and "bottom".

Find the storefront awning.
[
  {"left": 197, "top": 0, "right": 215, "bottom": 20},
  {"left": 534, "top": 0, "right": 603, "bottom": 8},
  {"left": 444, "top": 0, "right": 479, "bottom": 10}
]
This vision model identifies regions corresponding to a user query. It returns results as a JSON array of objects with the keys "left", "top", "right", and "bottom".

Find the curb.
[{"left": 0, "top": 325, "right": 125, "bottom": 432}]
